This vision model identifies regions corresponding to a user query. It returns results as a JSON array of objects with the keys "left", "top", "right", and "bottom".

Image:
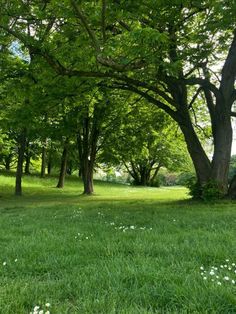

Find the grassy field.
[{"left": 0, "top": 173, "right": 236, "bottom": 314}]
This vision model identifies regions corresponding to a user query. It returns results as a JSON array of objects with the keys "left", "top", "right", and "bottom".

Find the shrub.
[{"left": 186, "top": 177, "right": 224, "bottom": 201}]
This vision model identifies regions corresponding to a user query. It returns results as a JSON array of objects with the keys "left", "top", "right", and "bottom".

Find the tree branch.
[
  {"left": 101, "top": 0, "right": 107, "bottom": 43},
  {"left": 70, "top": 0, "right": 101, "bottom": 53}
]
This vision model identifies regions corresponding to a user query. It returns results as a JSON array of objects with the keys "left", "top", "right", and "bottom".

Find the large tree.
[{"left": 1, "top": 0, "right": 236, "bottom": 197}]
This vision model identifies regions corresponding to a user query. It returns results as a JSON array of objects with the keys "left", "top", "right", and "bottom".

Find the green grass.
[{"left": 0, "top": 173, "right": 236, "bottom": 313}]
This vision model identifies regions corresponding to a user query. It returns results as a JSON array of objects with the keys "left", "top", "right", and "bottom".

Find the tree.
[
  {"left": 1, "top": 1, "right": 236, "bottom": 197},
  {"left": 102, "top": 98, "right": 190, "bottom": 186}
]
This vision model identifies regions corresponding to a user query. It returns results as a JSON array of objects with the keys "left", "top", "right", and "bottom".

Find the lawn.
[{"left": 0, "top": 173, "right": 236, "bottom": 313}]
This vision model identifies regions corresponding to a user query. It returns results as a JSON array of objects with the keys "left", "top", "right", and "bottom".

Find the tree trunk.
[
  {"left": 178, "top": 111, "right": 211, "bottom": 185},
  {"left": 150, "top": 164, "right": 162, "bottom": 186},
  {"left": 5, "top": 154, "right": 12, "bottom": 171},
  {"left": 40, "top": 142, "right": 47, "bottom": 178},
  {"left": 47, "top": 158, "right": 52, "bottom": 175},
  {"left": 15, "top": 130, "right": 27, "bottom": 196},
  {"left": 56, "top": 139, "right": 69, "bottom": 188},
  {"left": 82, "top": 162, "right": 94, "bottom": 194},
  {"left": 24, "top": 140, "right": 31, "bottom": 175},
  {"left": 47, "top": 152, "right": 52, "bottom": 175},
  {"left": 211, "top": 113, "right": 232, "bottom": 194}
]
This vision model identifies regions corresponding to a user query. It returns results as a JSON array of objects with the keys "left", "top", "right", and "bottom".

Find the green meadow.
[{"left": 0, "top": 173, "right": 236, "bottom": 313}]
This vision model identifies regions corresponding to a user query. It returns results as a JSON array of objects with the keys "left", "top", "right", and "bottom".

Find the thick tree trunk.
[
  {"left": 211, "top": 114, "right": 232, "bottom": 194},
  {"left": 56, "top": 140, "right": 69, "bottom": 188},
  {"left": 82, "top": 163, "right": 94, "bottom": 194},
  {"left": 40, "top": 143, "right": 46, "bottom": 178},
  {"left": 178, "top": 111, "right": 211, "bottom": 185},
  {"left": 15, "top": 130, "right": 27, "bottom": 196},
  {"left": 140, "top": 166, "right": 151, "bottom": 186}
]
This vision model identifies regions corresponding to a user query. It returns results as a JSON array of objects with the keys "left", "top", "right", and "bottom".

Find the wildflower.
[
  {"left": 232, "top": 280, "right": 235, "bottom": 284},
  {"left": 45, "top": 311, "right": 50, "bottom": 314},
  {"left": 14, "top": 259, "right": 18, "bottom": 262},
  {"left": 33, "top": 306, "right": 40, "bottom": 311},
  {"left": 200, "top": 266, "right": 204, "bottom": 270},
  {"left": 232, "top": 263, "right": 235, "bottom": 266},
  {"left": 85, "top": 237, "right": 89, "bottom": 239},
  {"left": 3, "top": 262, "right": 6, "bottom": 266},
  {"left": 226, "top": 259, "right": 230, "bottom": 262},
  {"left": 209, "top": 271, "right": 215, "bottom": 275},
  {"left": 217, "top": 281, "right": 222, "bottom": 285},
  {"left": 224, "top": 276, "right": 229, "bottom": 281},
  {"left": 39, "top": 310, "right": 44, "bottom": 314},
  {"left": 203, "top": 277, "right": 207, "bottom": 280},
  {"left": 228, "top": 267, "right": 232, "bottom": 270},
  {"left": 130, "top": 226, "right": 135, "bottom": 229},
  {"left": 220, "top": 265, "right": 224, "bottom": 268},
  {"left": 45, "top": 303, "right": 51, "bottom": 307}
]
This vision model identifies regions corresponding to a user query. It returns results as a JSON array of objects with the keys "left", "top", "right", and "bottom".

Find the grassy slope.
[{"left": 0, "top": 174, "right": 236, "bottom": 314}]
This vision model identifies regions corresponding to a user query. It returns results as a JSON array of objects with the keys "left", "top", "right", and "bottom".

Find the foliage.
[{"left": 187, "top": 177, "right": 224, "bottom": 201}]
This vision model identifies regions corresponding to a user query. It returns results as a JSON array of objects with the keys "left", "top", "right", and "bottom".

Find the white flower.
[
  {"left": 224, "top": 276, "right": 229, "bottom": 281},
  {"left": 45, "top": 303, "right": 50, "bottom": 307},
  {"left": 85, "top": 237, "right": 89, "bottom": 239},
  {"left": 33, "top": 306, "right": 40, "bottom": 312},
  {"left": 232, "top": 280, "right": 235, "bottom": 284},
  {"left": 228, "top": 267, "right": 232, "bottom": 270},
  {"left": 130, "top": 226, "right": 135, "bottom": 229},
  {"left": 39, "top": 310, "right": 44, "bottom": 314},
  {"left": 45, "top": 311, "right": 50, "bottom": 314},
  {"left": 224, "top": 265, "right": 227, "bottom": 268},
  {"left": 217, "top": 281, "right": 222, "bottom": 285},
  {"left": 200, "top": 266, "right": 204, "bottom": 270},
  {"left": 14, "top": 259, "right": 18, "bottom": 262},
  {"left": 220, "top": 265, "right": 224, "bottom": 268},
  {"left": 3, "top": 262, "right": 6, "bottom": 266},
  {"left": 232, "top": 263, "right": 235, "bottom": 266},
  {"left": 226, "top": 259, "right": 230, "bottom": 262},
  {"left": 209, "top": 271, "right": 215, "bottom": 276},
  {"left": 203, "top": 277, "right": 207, "bottom": 280}
]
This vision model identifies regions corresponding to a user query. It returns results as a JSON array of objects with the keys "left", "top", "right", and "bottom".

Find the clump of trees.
[{"left": 0, "top": 0, "right": 236, "bottom": 199}]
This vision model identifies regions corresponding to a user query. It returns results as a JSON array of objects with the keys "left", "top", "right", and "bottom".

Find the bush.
[{"left": 186, "top": 177, "right": 223, "bottom": 201}]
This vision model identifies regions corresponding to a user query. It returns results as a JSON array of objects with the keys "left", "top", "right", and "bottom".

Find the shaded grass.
[{"left": 0, "top": 173, "right": 236, "bottom": 313}]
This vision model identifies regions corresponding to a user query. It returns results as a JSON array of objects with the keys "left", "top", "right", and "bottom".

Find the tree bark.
[
  {"left": 15, "top": 129, "right": 27, "bottom": 196},
  {"left": 82, "top": 161, "right": 94, "bottom": 194},
  {"left": 40, "top": 141, "right": 47, "bottom": 178},
  {"left": 56, "top": 139, "right": 69, "bottom": 188},
  {"left": 211, "top": 113, "right": 232, "bottom": 194},
  {"left": 24, "top": 140, "right": 31, "bottom": 175}
]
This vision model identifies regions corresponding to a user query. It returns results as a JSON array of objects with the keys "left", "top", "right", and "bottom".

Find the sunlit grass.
[{"left": 0, "top": 172, "right": 236, "bottom": 313}]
